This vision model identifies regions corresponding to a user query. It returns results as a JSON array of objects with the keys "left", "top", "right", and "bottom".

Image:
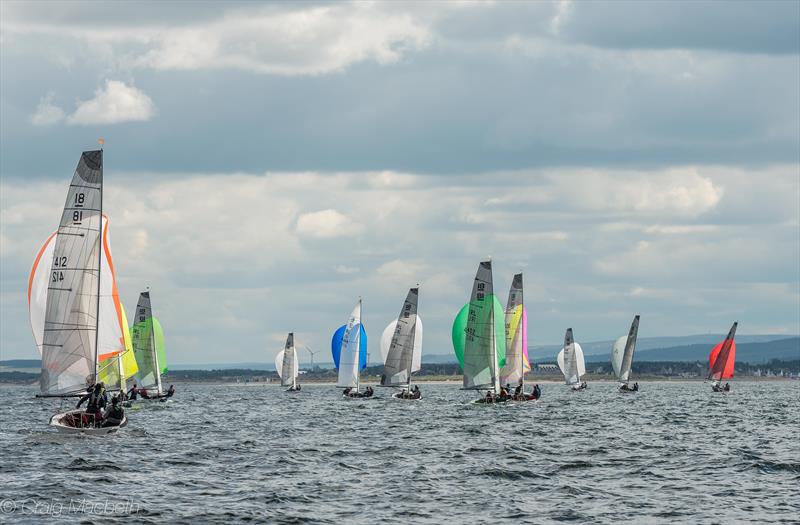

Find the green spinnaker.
[{"left": 451, "top": 294, "right": 506, "bottom": 370}]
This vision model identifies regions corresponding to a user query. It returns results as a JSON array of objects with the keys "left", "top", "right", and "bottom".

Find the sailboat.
[
  {"left": 130, "top": 290, "right": 169, "bottom": 401},
  {"left": 331, "top": 299, "right": 371, "bottom": 398},
  {"left": 454, "top": 260, "right": 508, "bottom": 403},
  {"left": 612, "top": 315, "right": 640, "bottom": 392},
  {"left": 275, "top": 332, "right": 301, "bottom": 392},
  {"left": 498, "top": 273, "right": 537, "bottom": 400},
  {"left": 708, "top": 322, "right": 737, "bottom": 392},
  {"left": 379, "top": 287, "right": 423, "bottom": 400},
  {"left": 28, "top": 149, "right": 136, "bottom": 433},
  {"left": 557, "top": 328, "right": 586, "bottom": 390}
]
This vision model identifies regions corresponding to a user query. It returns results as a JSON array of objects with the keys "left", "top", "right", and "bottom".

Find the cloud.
[
  {"left": 296, "top": 209, "right": 364, "bottom": 238},
  {"left": 29, "top": 92, "right": 65, "bottom": 126},
  {"left": 67, "top": 80, "right": 155, "bottom": 125},
  {"left": 2, "top": 164, "right": 796, "bottom": 363}
]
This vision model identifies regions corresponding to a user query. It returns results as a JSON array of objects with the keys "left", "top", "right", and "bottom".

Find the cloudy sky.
[{"left": 1, "top": 1, "right": 798, "bottom": 364}]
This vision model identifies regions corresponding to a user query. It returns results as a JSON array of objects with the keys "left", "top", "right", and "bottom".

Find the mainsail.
[
  {"left": 275, "top": 332, "right": 299, "bottom": 388},
  {"left": 379, "top": 287, "right": 422, "bottom": 388},
  {"left": 462, "top": 261, "right": 500, "bottom": 392},
  {"left": 499, "top": 273, "right": 529, "bottom": 387},
  {"left": 131, "top": 291, "right": 167, "bottom": 394},
  {"left": 29, "top": 151, "right": 137, "bottom": 395},
  {"left": 556, "top": 328, "right": 585, "bottom": 385},
  {"left": 611, "top": 315, "right": 640, "bottom": 383},
  {"left": 708, "top": 322, "right": 738, "bottom": 382},
  {"left": 332, "top": 300, "right": 367, "bottom": 389}
]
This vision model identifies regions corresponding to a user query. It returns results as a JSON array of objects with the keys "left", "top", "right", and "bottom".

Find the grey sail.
[
  {"left": 281, "top": 333, "right": 297, "bottom": 387},
  {"left": 131, "top": 291, "right": 161, "bottom": 392},
  {"left": 463, "top": 261, "right": 498, "bottom": 392},
  {"left": 619, "top": 315, "right": 640, "bottom": 382},
  {"left": 40, "top": 151, "right": 103, "bottom": 395},
  {"left": 380, "top": 288, "right": 419, "bottom": 387},
  {"left": 499, "top": 273, "right": 524, "bottom": 386},
  {"left": 562, "top": 328, "right": 580, "bottom": 385}
]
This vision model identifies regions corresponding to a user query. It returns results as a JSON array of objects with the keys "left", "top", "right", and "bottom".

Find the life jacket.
[{"left": 87, "top": 391, "right": 103, "bottom": 410}]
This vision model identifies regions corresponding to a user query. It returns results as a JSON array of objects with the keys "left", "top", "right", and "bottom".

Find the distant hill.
[
  {"left": 4, "top": 335, "right": 796, "bottom": 371},
  {"left": 633, "top": 337, "right": 799, "bottom": 364}
]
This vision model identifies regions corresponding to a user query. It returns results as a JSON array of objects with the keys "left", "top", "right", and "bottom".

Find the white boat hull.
[{"left": 49, "top": 409, "right": 128, "bottom": 434}]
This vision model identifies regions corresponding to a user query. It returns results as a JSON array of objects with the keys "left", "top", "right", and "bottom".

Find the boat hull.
[
  {"left": 49, "top": 410, "right": 128, "bottom": 434},
  {"left": 392, "top": 391, "right": 422, "bottom": 400}
]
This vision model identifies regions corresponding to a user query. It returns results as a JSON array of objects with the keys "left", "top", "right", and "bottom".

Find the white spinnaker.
[
  {"left": 96, "top": 216, "right": 128, "bottom": 367},
  {"left": 337, "top": 301, "right": 362, "bottom": 389},
  {"left": 28, "top": 232, "right": 57, "bottom": 354},
  {"left": 40, "top": 150, "right": 103, "bottom": 395},
  {"left": 611, "top": 336, "right": 627, "bottom": 381},
  {"left": 379, "top": 317, "right": 423, "bottom": 384}
]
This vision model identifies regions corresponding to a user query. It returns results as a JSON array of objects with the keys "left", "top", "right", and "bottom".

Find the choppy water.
[{"left": 0, "top": 381, "right": 798, "bottom": 524}]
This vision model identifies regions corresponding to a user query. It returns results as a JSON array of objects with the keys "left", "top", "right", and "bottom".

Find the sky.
[{"left": 1, "top": 0, "right": 798, "bottom": 364}]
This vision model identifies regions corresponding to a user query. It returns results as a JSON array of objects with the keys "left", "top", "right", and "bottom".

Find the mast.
[
  {"left": 93, "top": 149, "right": 103, "bottom": 385},
  {"left": 356, "top": 297, "right": 362, "bottom": 393},
  {"left": 489, "top": 268, "right": 498, "bottom": 395},
  {"left": 520, "top": 273, "right": 525, "bottom": 393},
  {"left": 150, "top": 291, "right": 163, "bottom": 394}
]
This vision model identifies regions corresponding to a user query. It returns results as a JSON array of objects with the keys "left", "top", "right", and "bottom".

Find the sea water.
[{"left": 0, "top": 381, "right": 797, "bottom": 524}]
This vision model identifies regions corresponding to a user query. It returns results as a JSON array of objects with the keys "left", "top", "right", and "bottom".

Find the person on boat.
[
  {"left": 364, "top": 386, "right": 374, "bottom": 397},
  {"left": 498, "top": 385, "right": 510, "bottom": 401},
  {"left": 513, "top": 384, "right": 522, "bottom": 399},
  {"left": 484, "top": 390, "right": 494, "bottom": 403},
  {"left": 101, "top": 396, "right": 125, "bottom": 428},
  {"left": 164, "top": 385, "right": 176, "bottom": 398},
  {"left": 126, "top": 383, "right": 139, "bottom": 400},
  {"left": 633, "top": 382, "right": 639, "bottom": 392},
  {"left": 412, "top": 385, "right": 421, "bottom": 399},
  {"left": 533, "top": 384, "right": 541, "bottom": 400},
  {"left": 76, "top": 383, "right": 107, "bottom": 426},
  {"left": 723, "top": 382, "right": 730, "bottom": 392},
  {"left": 343, "top": 387, "right": 352, "bottom": 397}
]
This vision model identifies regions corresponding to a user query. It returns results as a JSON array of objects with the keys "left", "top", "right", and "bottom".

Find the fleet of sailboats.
[{"left": 25, "top": 148, "right": 752, "bottom": 431}]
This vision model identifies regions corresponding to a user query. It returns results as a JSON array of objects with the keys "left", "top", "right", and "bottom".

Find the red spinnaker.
[{"left": 708, "top": 322, "right": 737, "bottom": 381}]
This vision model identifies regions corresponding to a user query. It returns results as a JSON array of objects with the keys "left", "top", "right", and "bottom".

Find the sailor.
[
  {"left": 101, "top": 396, "right": 125, "bottom": 428},
  {"left": 412, "top": 385, "right": 421, "bottom": 398},
  {"left": 165, "top": 385, "right": 176, "bottom": 398},
  {"left": 633, "top": 382, "right": 639, "bottom": 392},
  {"left": 723, "top": 382, "right": 730, "bottom": 392},
  {"left": 498, "top": 385, "right": 509, "bottom": 400},
  {"left": 76, "top": 383, "right": 106, "bottom": 424},
  {"left": 365, "top": 386, "right": 374, "bottom": 397},
  {"left": 533, "top": 384, "right": 541, "bottom": 399},
  {"left": 513, "top": 384, "right": 522, "bottom": 398},
  {"left": 484, "top": 390, "right": 494, "bottom": 403},
  {"left": 126, "top": 383, "right": 139, "bottom": 400},
  {"left": 343, "top": 387, "right": 352, "bottom": 397}
]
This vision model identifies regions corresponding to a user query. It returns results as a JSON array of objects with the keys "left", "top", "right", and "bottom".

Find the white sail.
[
  {"left": 38, "top": 151, "right": 104, "bottom": 395},
  {"left": 556, "top": 328, "right": 585, "bottom": 385},
  {"left": 499, "top": 273, "right": 527, "bottom": 386},
  {"left": 379, "top": 288, "right": 422, "bottom": 387},
  {"left": 463, "top": 261, "right": 499, "bottom": 392},
  {"left": 337, "top": 300, "right": 363, "bottom": 389},
  {"left": 611, "top": 315, "right": 640, "bottom": 382},
  {"left": 275, "top": 333, "right": 299, "bottom": 387}
]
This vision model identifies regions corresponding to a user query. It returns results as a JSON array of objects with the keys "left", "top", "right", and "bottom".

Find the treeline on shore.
[{"left": 3, "top": 359, "right": 798, "bottom": 385}]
